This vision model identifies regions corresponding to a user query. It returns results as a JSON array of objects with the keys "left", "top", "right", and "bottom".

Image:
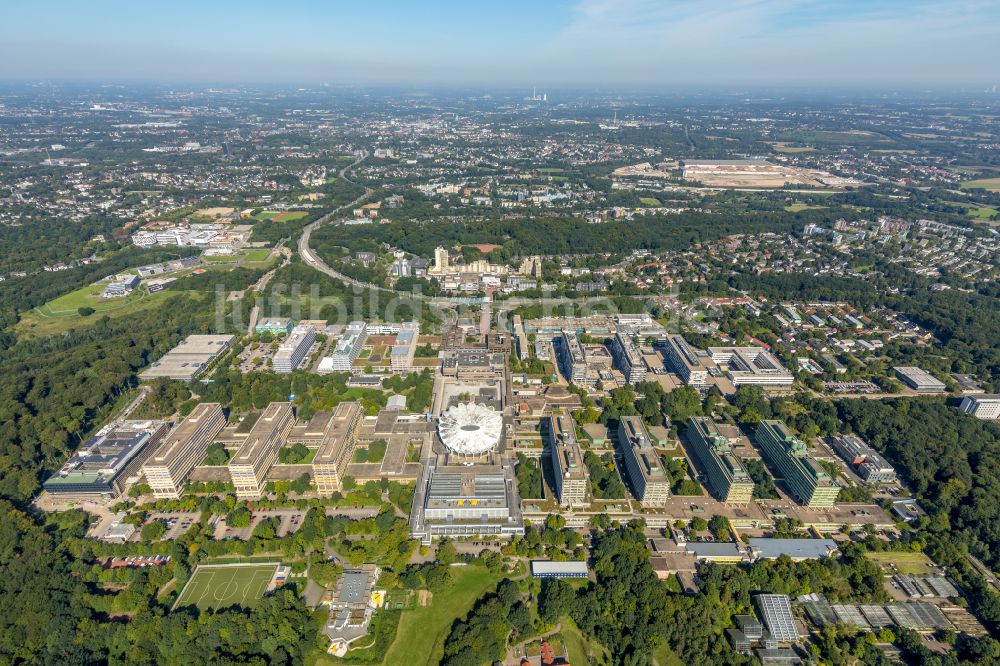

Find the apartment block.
[
  {"left": 228, "top": 402, "right": 294, "bottom": 500},
  {"left": 143, "top": 403, "right": 225, "bottom": 499}
]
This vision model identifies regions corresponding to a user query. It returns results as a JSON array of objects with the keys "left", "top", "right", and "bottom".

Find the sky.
[{"left": 1, "top": 0, "right": 998, "bottom": 89}]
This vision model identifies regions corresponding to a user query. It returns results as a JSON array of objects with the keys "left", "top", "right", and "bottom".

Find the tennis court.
[{"left": 174, "top": 563, "right": 278, "bottom": 611}]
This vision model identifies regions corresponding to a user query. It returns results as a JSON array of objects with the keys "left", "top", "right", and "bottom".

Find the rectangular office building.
[
  {"left": 755, "top": 421, "right": 840, "bottom": 508},
  {"left": 44, "top": 421, "right": 168, "bottom": 500},
  {"left": 228, "top": 402, "right": 294, "bottom": 500},
  {"left": 548, "top": 414, "right": 590, "bottom": 508},
  {"left": 612, "top": 331, "right": 646, "bottom": 384},
  {"left": 143, "top": 403, "right": 225, "bottom": 499},
  {"left": 960, "top": 395, "right": 1000, "bottom": 420},
  {"left": 662, "top": 334, "right": 709, "bottom": 385},
  {"left": 320, "top": 321, "right": 367, "bottom": 373},
  {"left": 687, "top": 417, "right": 754, "bottom": 503},
  {"left": 312, "top": 402, "right": 364, "bottom": 493},
  {"left": 828, "top": 433, "right": 896, "bottom": 484},
  {"left": 709, "top": 347, "right": 794, "bottom": 387},
  {"left": 390, "top": 321, "right": 420, "bottom": 373},
  {"left": 559, "top": 330, "right": 589, "bottom": 384},
  {"left": 272, "top": 324, "right": 316, "bottom": 374},
  {"left": 618, "top": 416, "right": 670, "bottom": 506},
  {"left": 893, "top": 366, "right": 946, "bottom": 393}
]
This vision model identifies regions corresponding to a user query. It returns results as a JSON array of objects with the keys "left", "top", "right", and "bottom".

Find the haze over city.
[{"left": 2, "top": 0, "right": 999, "bottom": 87}]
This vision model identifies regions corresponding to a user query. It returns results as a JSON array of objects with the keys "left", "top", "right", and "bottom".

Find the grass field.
[
  {"left": 652, "top": 642, "right": 685, "bottom": 666},
  {"left": 960, "top": 178, "right": 1000, "bottom": 191},
  {"left": 254, "top": 210, "right": 308, "bottom": 222},
  {"left": 174, "top": 563, "right": 278, "bottom": 611},
  {"left": 368, "top": 565, "right": 502, "bottom": 666},
  {"left": 559, "top": 616, "right": 610, "bottom": 666},
  {"left": 769, "top": 142, "right": 816, "bottom": 153},
  {"left": 868, "top": 551, "right": 935, "bottom": 575},
  {"left": 640, "top": 197, "right": 662, "bottom": 206},
  {"left": 18, "top": 286, "right": 190, "bottom": 338},
  {"left": 785, "top": 203, "right": 827, "bottom": 212},
  {"left": 203, "top": 248, "right": 274, "bottom": 264}
]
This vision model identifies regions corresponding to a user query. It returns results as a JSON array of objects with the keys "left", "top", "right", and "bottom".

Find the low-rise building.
[
  {"left": 893, "top": 366, "right": 946, "bottom": 393},
  {"left": 530, "top": 560, "right": 589, "bottom": 578},
  {"left": 709, "top": 347, "right": 794, "bottom": 387},
  {"left": 959, "top": 395, "right": 1000, "bottom": 420},
  {"left": 828, "top": 433, "right": 896, "bottom": 483},
  {"left": 255, "top": 318, "right": 293, "bottom": 336}
]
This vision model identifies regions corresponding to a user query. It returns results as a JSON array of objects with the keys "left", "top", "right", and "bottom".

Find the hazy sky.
[{"left": 1, "top": 0, "right": 998, "bottom": 88}]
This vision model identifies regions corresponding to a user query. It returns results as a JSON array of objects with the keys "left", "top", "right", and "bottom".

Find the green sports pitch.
[{"left": 174, "top": 563, "right": 278, "bottom": 611}]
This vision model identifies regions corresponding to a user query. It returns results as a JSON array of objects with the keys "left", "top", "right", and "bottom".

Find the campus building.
[
  {"left": 708, "top": 347, "right": 794, "bottom": 387},
  {"left": 548, "top": 414, "right": 590, "bottom": 508},
  {"left": 320, "top": 321, "right": 367, "bottom": 373},
  {"left": 44, "top": 421, "right": 168, "bottom": 500},
  {"left": 959, "top": 395, "right": 1000, "bottom": 420},
  {"left": 140, "top": 334, "right": 235, "bottom": 382},
  {"left": 662, "top": 334, "right": 709, "bottom": 385},
  {"left": 255, "top": 317, "right": 293, "bottom": 336},
  {"left": 559, "top": 330, "right": 589, "bottom": 384},
  {"left": 686, "top": 417, "right": 754, "bottom": 503},
  {"left": 618, "top": 416, "right": 670, "bottom": 507},
  {"left": 893, "top": 366, "right": 946, "bottom": 393},
  {"left": 312, "top": 402, "right": 365, "bottom": 493},
  {"left": 828, "top": 433, "right": 896, "bottom": 484},
  {"left": 611, "top": 330, "right": 646, "bottom": 384},
  {"left": 143, "top": 403, "right": 225, "bottom": 499},
  {"left": 228, "top": 402, "right": 294, "bottom": 500},
  {"left": 272, "top": 324, "right": 316, "bottom": 374},
  {"left": 390, "top": 321, "right": 420, "bottom": 373},
  {"left": 755, "top": 421, "right": 840, "bottom": 508}
]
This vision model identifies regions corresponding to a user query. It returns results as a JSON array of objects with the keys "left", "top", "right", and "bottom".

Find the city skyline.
[{"left": 1, "top": 0, "right": 998, "bottom": 88}]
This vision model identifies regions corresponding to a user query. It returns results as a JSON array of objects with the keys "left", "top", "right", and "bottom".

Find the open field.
[
  {"left": 366, "top": 565, "right": 501, "bottom": 666},
  {"left": 640, "top": 197, "right": 662, "bottom": 206},
  {"left": 559, "top": 616, "right": 610, "bottom": 666},
  {"left": 174, "top": 563, "right": 278, "bottom": 611},
  {"left": 769, "top": 142, "right": 816, "bottom": 153},
  {"left": 652, "top": 642, "right": 685, "bottom": 666},
  {"left": 777, "top": 130, "right": 896, "bottom": 147},
  {"left": 18, "top": 286, "right": 193, "bottom": 338},
  {"left": 785, "top": 203, "right": 828, "bottom": 212},
  {"left": 869, "top": 551, "right": 936, "bottom": 575},
  {"left": 960, "top": 178, "right": 1000, "bottom": 191},
  {"left": 255, "top": 210, "right": 308, "bottom": 222},
  {"left": 203, "top": 248, "right": 274, "bottom": 264}
]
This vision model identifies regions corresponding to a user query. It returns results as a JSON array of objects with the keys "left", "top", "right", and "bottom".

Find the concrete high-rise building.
[
  {"left": 612, "top": 331, "right": 646, "bottom": 384},
  {"left": 662, "top": 334, "right": 709, "bottom": 385},
  {"left": 618, "top": 416, "right": 670, "bottom": 507},
  {"left": 548, "top": 414, "right": 590, "bottom": 508},
  {"left": 390, "top": 321, "right": 420, "bottom": 373},
  {"left": 687, "top": 417, "right": 754, "bottom": 503},
  {"left": 272, "top": 324, "right": 316, "bottom": 374},
  {"left": 559, "top": 330, "right": 589, "bottom": 384},
  {"left": 433, "top": 246, "right": 449, "bottom": 273},
  {"left": 143, "top": 403, "right": 225, "bottom": 499},
  {"left": 755, "top": 421, "right": 840, "bottom": 508},
  {"left": 312, "top": 402, "right": 364, "bottom": 493},
  {"left": 228, "top": 402, "right": 294, "bottom": 500},
  {"left": 320, "top": 321, "right": 367, "bottom": 373}
]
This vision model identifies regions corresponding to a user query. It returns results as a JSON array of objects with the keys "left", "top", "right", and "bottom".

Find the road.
[{"left": 297, "top": 151, "right": 388, "bottom": 289}]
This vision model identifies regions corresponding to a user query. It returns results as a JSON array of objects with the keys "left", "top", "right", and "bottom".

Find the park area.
[
  {"left": 174, "top": 563, "right": 278, "bottom": 611},
  {"left": 960, "top": 178, "right": 1000, "bottom": 191}
]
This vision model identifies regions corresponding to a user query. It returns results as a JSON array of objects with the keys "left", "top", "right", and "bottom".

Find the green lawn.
[
  {"left": 785, "top": 203, "right": 827, "bottom": 212},
  {"left": 960, "top": 178, "right": 1000, "bottom": 191},
  {"left": 203, "top": 248, "right": 274, "bottom": 264},
  {"left": 652, "top": 642, "right": 685, "bottom": 666},
  {"left": 868, "top": 551, "right": 935, "bottom": 575},
  {"left": 376, "top": 565, "right": 502, "bottom": 666},
  {"left": 640, "top": 197, "right": 662, "bottom": 207},
  {"left": 255, "top": 210, "right": 309, "bottom": 222},
  {"left": 174, "top": 563, "right": 278, "bottom": 611},
  {"left": 19, "top": 286, "right": 194, "bottom": 338},
  {"left": 559, "top": 616, "right": 610, "bottom": 666}
]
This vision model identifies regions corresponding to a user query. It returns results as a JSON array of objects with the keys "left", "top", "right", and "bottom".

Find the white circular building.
[{"left": 438, "top": 402, "right": 503, "bottom": 457}]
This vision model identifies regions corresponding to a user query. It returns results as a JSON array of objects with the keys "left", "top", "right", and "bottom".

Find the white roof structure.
[{"left": 438, "top": 403, "right": 503, "bottom": 456}]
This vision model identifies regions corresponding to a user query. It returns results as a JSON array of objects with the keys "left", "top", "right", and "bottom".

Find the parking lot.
[
  {"left": 147, "top": 511, "right": 199, "bottom": 541},
  {"left": 215, "top": 508, "right": 308, "bottom": 540}
]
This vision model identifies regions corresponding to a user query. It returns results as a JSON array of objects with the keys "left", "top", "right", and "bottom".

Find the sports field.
[
  {"left": 174, "top": 563, "right": 278, "bottom": 611},
  {"left": 868, "top": 551, "right": 935, "bottom": 575}
]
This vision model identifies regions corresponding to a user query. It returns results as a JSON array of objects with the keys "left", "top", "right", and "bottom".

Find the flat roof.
[
  {"left": 530, "top": 560, "right": 589, "bottom": 575},
  {"left": 148, "top": 403, "right": 222, "bottom": 466},
  {"left": 314, "top": 402, "right": 364, "bottom": 465},
  {"left": 230, "top": 402, "right": 293, "bottom": 466},
  {"left": 749, "top": 538, "right": 838, "bottom": 559}
]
